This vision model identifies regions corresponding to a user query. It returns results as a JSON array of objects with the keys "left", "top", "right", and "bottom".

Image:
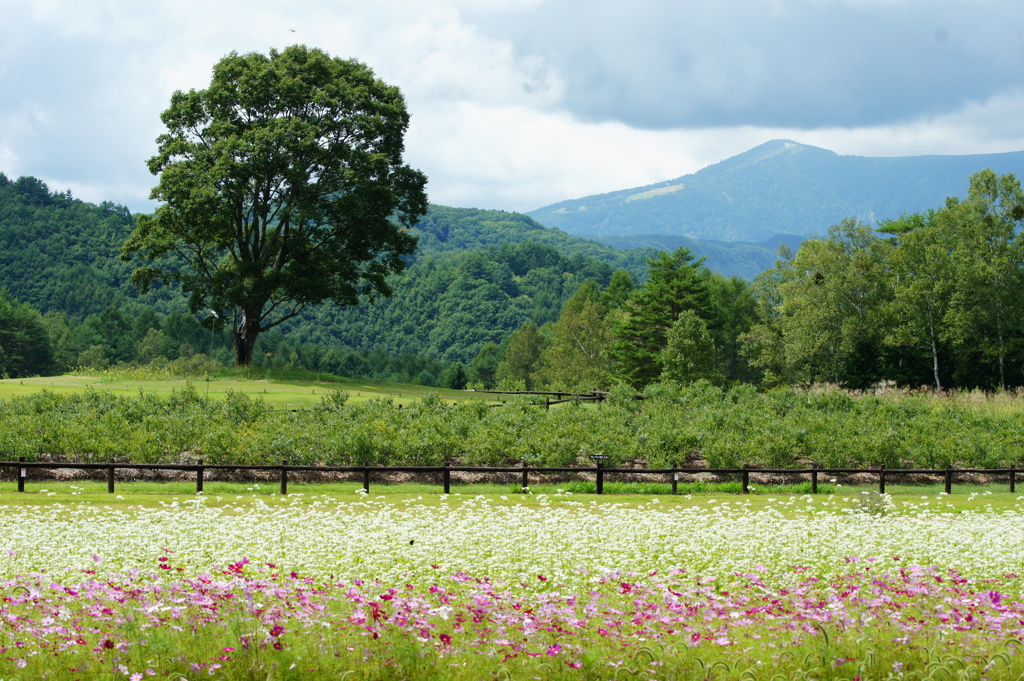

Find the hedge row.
[{"left": 1, "top": 382, "right": 1022, "bottom": 469}]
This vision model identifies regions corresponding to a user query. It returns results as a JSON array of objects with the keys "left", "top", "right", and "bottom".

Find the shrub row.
[{"left": 1, "top": 382, "right": 1023, "bottom": 469}]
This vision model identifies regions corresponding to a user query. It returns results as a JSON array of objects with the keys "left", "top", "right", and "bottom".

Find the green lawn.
[
  {"left": 1, "top": 479, "right": 1019, "bottom": 514},
  {"left": 0, "top": 372, "right": 498, "bottom": 408}
]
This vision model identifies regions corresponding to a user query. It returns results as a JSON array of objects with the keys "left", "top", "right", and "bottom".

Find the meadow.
[
  {"left": 0, "top": 490, "right": 1022, "bottom": 679},
  {"left": 0, "top": 370, "right": 485, "bottom": 409},
  {"left": 3, "top": 377, "right": 1024, "bottom": 678}
]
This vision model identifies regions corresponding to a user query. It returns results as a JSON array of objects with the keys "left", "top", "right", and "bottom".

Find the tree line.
[
  {"left": 3, "top": 167, "right": 1023, "bottom": 390},
  {"left": 743, "top": 169, "right": 1024, "bottom": 390},
  {"left": 480, "top": 169, "right": 1024, "bottom": 392},
  {"left": 476, "top": 251, "right": 758, "bottom": 390},
  {"left": 0, "top": 171, "right": 648, "bottom": 383}
]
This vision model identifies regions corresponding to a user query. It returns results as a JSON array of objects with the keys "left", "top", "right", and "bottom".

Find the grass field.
[
  {"left": 0, "top": 371, "right": 498, "bottom": 408},
  {"left": 0, "top": 479, "right": 1018, "bottom": 514}
]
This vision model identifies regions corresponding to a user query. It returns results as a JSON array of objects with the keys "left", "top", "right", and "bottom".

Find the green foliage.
[
  {"left": 0, "top": 291, "right": 54, "bottom": 378},
  {"left": 0, "top": 164, "right": 658, "bottom": 373},
  {"left": 441, "top": 363, "right": 468, "bottom": 390},
  {"left": 468, "top": 342, "right": 500, "bottom": 389},
  {"left": 123, "top": 45, "right": 428, "bottom": 366},
  {"left": 496, "top": 323, "right": 548, "bottom": 390},
  {"left": 611, "top": 248, "right": 716, "bottom": 387},
  {"left": 4, "top": 383, "right": 1024, "bottom": 471},
  {"left": 0, "top": 173, "right": 145, "bottom": 315},
  {"left": 536, "top": 300, "right": 616, "bottom": 391},
  {"left": 257, "top": 221, "right": 653, "bottom": 368},
  {"left": 746, "top": 170, "right": 1024, "bottom": 390},
  {"left": 660, "top": 311, "right": 721, "bottom": 385}
]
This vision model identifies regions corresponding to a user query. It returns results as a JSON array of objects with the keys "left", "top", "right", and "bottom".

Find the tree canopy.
[
  {"left": 0, "top": 291, "right": 54, "bottom": 378},
  {"left": 123, "top": 45, "right": 428, "bottom": 366},
  {"left": 742, "top": 169, "right": 1024, "bottom": 390},
  {"left": 610, "top": 248, "right": 716, "bottom": 388}
]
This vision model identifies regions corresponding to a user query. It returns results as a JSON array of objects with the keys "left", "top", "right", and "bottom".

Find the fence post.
[
  {"left": 17, "top": 457, "right": 25, "bottom": 493},
  {"left": 521, "top": 461, "right": 529, "bottom": 492},
  {"left": 107, "top": 460, "right": 115, "bottom": 494},
  {"left": 362, "top": 466, "right": 370, "bottom": 494},
  {"left": 596, "top": 460, "right": 604, "bottom": 495},
  {"left": 1011, "top": 464, "right": 1016, "bottom": 494},
  {"left": 811, "top": 464, "right": 818, "bottom": 494},
  {"left": 671, "top": 464, "right": 678, "bottom": 495},
  {"left": 742, "top": 465, "right": 749, "bottom": 495},
  {"left": 443, "top": 463, "right": 451, "bottom": 495},
  {"left": 279, "top": 460, "right": 288, "bottom": 495},
  {"left": 878, "top": 464, "right": 886, "bottom": 494},
  {"left": 944, "top": 465, "right": 952, "bottom": 495},
  {"left": 196, "top": 459, "right": 204, "bottom": 494}
]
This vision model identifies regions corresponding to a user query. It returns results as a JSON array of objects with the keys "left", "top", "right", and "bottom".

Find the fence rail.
[{"left": 2, "top": 459, "right": 1017, "bottom": 497}]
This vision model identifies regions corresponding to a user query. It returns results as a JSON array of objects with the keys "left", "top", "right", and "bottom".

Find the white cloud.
[
  {"left": 1, "top": 0, "right": 1023, "bottom": 214},
  {"left": 407, "top": 102, "right": 703, "bottom": 210}
]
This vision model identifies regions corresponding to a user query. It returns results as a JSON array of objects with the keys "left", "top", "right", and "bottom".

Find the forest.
[{"left": 1, "top": 169, "right": 1023, "bottom": 391}]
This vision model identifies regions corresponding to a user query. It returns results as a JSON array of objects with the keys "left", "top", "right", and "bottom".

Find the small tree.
[
  {"left": 123, "top": 46, "right": 428, "bottom": 366},
  {"left": 468, "top": 342, "right": 501, "bottom": 389},
  {"left": 496, "top": 323, "right": 548, "bottom": 390},
  {"left": 660, "top": 310, "right": 721, "bottom": 385},
  {"left": 442, "top": 363, "right": 468, "bottom": 390}
]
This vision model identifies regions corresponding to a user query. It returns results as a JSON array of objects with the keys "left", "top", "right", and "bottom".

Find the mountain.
[{"left": 527, "top": 140, "right": 1024, "bottom": 242}]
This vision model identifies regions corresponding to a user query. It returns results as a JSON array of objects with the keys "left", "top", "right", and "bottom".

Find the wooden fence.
[
  {"left": 2, "top": 459, "right": 1018, "bottom": 497},
  {"left": 470, "top": 389, "right": 611, "bottom": 408}
]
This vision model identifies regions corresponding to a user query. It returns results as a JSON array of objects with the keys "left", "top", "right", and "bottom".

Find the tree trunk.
[{"left": 233, "top": 307, "right": 263, "bottom": 367}]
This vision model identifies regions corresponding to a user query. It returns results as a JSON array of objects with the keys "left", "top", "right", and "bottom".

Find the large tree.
[
  {"left": 740, "top": 221, "right": 893, "bottom": 388},
  {"left": 943, "top": 170, "right": 1024, "bottom": 388},
  {"left": 537, "top": 282, "right": 616, "bottom": 391},
  {"left": 123, "top": 46, "right": 428, "bottom": 365},
  {"left": 880, "top": 211, "right": 956, "bottom": 390},
  {"left": 496, "top": 322, "right": 548, "bottom": 390},
  {"left": 659, "top": 310, "right": 721, "bottom": 385},
  {"left": 610, "top": 248, "right": 715, "bottom": 388}
]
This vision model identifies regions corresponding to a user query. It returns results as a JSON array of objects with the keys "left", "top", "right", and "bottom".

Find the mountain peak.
[
  {"left": 527, "top": 141, "right": 1024, "bottom": 242},
  {"left": 709, "top": 139, "right": 834, "bottom": 173}
]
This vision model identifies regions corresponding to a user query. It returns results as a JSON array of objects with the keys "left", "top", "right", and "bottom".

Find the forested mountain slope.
[
  {"left": 0, "top": 175, "right": 657, "bottom": 369},
  {"left": 0, "top": 175, "right": 173, "bottom": 314}
]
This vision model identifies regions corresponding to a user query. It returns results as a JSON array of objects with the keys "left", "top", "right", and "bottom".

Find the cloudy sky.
[{"left": 3, "top": 0, "right": 1024, "bottom": 214}]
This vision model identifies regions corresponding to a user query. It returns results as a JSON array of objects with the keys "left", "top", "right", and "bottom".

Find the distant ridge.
[{"left": 527, "top": 140, "right": 1024, "bottom": 242}]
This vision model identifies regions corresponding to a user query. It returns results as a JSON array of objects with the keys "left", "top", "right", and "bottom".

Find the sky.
[{"left": 3, "top": 0, "right": 1024, "bottom": 215}]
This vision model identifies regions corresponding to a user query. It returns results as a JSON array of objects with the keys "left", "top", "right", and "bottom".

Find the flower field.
[{"left": 2, "top": 493, "right": 1024, "bottom": 679}]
